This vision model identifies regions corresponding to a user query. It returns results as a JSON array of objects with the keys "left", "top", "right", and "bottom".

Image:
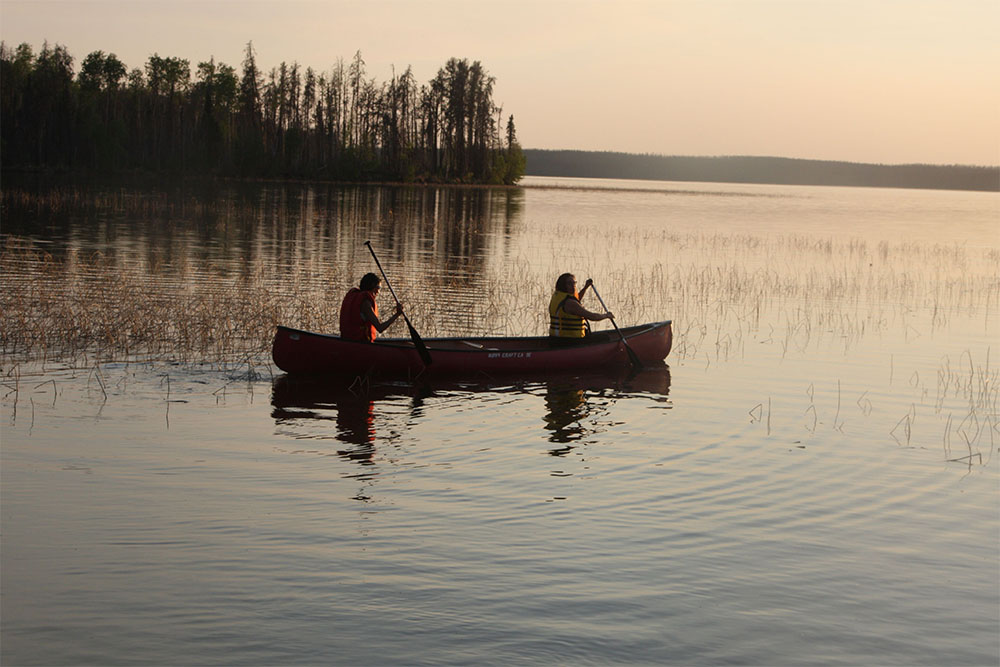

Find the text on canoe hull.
[{"left": 487, "top": 351, "right": 533, "bottom": 359}]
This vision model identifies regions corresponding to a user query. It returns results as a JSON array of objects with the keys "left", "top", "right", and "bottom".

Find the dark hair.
[
  {"left": 555, "top": 273, "right": 575, "bottom": 292},
  {"left": 359, "top": 273, "right": 380, "bottom": 291}
]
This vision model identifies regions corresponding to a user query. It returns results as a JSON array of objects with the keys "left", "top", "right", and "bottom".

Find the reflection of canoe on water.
[
  {"left": 271, "top": 365, "right": 672, "bottom": 410},
  {"left": 271, "top": 365, "right": 671, "bottom": 447},
  {"left": 272, "top": 320, "right": 672, "bottom": 376}
]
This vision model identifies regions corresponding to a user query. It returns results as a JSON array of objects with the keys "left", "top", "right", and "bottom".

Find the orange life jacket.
[{"left": 340, "top": 288, "right": 378, "bottom": 342}]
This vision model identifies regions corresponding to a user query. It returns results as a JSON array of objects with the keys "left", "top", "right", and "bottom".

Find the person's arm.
[
  {"left": 362, "top": 300, "right": 404, "bottom": 333},
  {"left": 562, "top": 297, "right": 612, "bottom": 322},
  {"left": 577, "top": 278, "right": 593, "bottom": 300}
]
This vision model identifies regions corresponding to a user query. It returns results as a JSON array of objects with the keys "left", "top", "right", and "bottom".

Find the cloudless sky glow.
[{"left": 2, "top": 0, "right": 997, "bottom": 165}]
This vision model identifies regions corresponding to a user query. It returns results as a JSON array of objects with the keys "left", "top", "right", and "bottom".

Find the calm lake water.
[{"left": 2, "top": 176, "right": 998, "bottom": 665}]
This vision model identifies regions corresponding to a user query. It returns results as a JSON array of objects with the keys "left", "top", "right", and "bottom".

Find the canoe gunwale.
[{"left": 275, "top": 320, "right": 671, "bottom": 353}]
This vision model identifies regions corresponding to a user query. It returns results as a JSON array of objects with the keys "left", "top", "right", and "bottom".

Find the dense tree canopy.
[{"left": 0, "top": 42, "right": 526, "bottom": 184}]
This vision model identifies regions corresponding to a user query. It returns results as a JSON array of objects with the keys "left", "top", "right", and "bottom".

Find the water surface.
[{"left": 2, "top": 177, "right": 997, "bottom": 665}]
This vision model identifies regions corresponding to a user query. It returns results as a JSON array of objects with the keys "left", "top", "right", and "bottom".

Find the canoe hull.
[{"left": 272, "top": 321, "right": 672, "bottom": 377}]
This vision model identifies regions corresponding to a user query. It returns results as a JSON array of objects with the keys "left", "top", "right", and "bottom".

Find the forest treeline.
[
  {"left": 525, "top": 150, "right": 999, "bottom": 192},
  {"left": 0, "top": 41, "right": 526, "bottom": 184}
]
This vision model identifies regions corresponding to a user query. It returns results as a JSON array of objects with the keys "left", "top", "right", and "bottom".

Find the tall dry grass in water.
[
  {"left": 0, "top": 238, "right": 344, "bottom": 366},
  {"left": 453, "top": 226, "right": 999, "bottom": 366},
  {"left": 2, "top": 220, "right": 998, "bottom": 369}
]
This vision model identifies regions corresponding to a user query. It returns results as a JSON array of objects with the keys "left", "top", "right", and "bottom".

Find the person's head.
[
  {"left": 555, "top": 273, "right": 576, "bottom": 294},
  {"left": 359, "top": 272, "right": 381, "bottom": 292}
]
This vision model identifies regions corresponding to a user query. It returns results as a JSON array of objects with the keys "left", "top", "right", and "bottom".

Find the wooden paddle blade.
[{"left": 406, "top": 317, "right": 433, "bottom": 365}]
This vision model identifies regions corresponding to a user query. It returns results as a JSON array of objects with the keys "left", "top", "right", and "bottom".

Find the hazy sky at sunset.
[{"left": 2, "top": 0, "right": 997, "bottom": 166}]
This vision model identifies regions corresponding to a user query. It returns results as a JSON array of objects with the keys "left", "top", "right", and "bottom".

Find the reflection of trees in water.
[
  {"left": 3, "top": 179, "right": 524, "bottom": 283},
  {"left": 5, "top": 179, "right": 526, "bottom": 338},
  {"left": 252, "top": 183, "right": 527, "bottom": 336},
  {"left": 186, "top": 183, "right": 527, "bottom": 337},
  {"left": 241, "top": 183, "right": 525, "bottom": 280}
]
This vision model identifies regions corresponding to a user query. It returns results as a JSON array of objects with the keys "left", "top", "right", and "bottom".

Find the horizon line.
[{"left": 522, "top": 148, "right": 999, "bottom": 170}]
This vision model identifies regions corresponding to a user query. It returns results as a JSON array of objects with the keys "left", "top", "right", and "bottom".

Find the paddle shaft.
[
  {"left": 589, "top": 283, "right": 642, "bottom": 368},
  {"left": 364, "top": 242, "right": 404, "bottom": 305},
  {"left": 363, "top": 241, "right": 432, "bottom": 365}
]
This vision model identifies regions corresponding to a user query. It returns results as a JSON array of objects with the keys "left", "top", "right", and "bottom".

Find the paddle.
[
  {"left": 363, "top": 241, "right": 433, "bottom": 366},
  {"left": 588, "top": 281, "right": 643, "bottom": 369}
]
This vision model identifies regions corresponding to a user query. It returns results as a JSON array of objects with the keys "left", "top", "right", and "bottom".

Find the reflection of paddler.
[
  {"left": 270, "top": 375, "right": 378, "bottom": 451},
  {"left": 543, "top": 382, "right": 588, "bottom": 444},
  {"left": 335, "top": 390, "right": 376, "bottom": 449}
]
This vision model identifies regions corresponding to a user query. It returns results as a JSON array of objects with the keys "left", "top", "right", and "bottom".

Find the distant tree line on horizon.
[
  {"left": 0, "top": 41, "right": 526, "bottom": 184},
  {"left": 525, "top": 150, "right": 999, "bottom": 192}
]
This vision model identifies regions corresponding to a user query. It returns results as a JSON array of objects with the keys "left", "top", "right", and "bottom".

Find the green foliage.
[
  {"left": 504, "top": 143, "right": 527, "bottom": 185},
  {"left": 0, "top": 41, "right": 518, "bottom": 185}
]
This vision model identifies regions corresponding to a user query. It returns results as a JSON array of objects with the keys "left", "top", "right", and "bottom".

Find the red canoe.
[{"left": 272, "top": 320, "right": 672, "bottom": 376}]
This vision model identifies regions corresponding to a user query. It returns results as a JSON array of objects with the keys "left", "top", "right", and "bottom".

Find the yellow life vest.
[{"left": 549, "top": 291, "right": 586, "bottom": 338}]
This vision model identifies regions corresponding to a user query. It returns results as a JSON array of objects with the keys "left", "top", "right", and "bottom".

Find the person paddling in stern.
[
  {"left": 548, "top": 273, "right": 613, "bottom": 345},
  {"left": 340, "top": 272, "right": 404, "bottom": 342}
]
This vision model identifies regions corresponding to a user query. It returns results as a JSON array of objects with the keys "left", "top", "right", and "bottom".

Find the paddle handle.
[{"left": 364, "top": 241, "right": 402, "bottom": 307}]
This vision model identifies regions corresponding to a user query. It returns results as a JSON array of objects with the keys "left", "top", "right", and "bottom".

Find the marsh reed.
[
  {"left": 3, "top": 224, "right": 998, "bottom": 369},
  {"left": 2, "top": 237, "right": 303, "bottom": 366},
  {"left": 3, "top": 177, "right": 998, "bottom": 379},
  {"left": 3, "top": 182, "right": 998, "bottom": 464}
]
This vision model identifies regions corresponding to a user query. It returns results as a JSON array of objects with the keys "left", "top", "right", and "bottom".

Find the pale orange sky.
[{"left": 2, "top": 0, "right": 997, "bottom": 166}]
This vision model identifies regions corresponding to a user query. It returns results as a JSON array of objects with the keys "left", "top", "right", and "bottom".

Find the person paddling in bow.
[
  {"left": 548, "top": 273, "right": 614, "bottom": 344},
  {"left": 339, "top": 272, "right": 404, "bottom": 342}
]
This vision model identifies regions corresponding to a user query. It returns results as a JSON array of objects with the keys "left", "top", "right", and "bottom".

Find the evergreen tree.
[{"left": 0, "top": 42, "right": 525, "bottom": 184}]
